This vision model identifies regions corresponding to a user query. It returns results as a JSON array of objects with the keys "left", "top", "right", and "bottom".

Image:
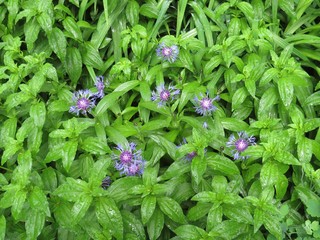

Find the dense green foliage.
[{"left": 1, "top": 0, "right": 320, "bottom": 239}]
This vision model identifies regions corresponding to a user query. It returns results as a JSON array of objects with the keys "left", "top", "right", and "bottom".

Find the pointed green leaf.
[
  {"left": 66, "top": 47, "right": 82, "bottom": 84},
  {"left": 48, "top": 27, "right": 67, "bottom": 61},
  {"left": 71, "top": 194, "right": 93, "bottom": 225},
  {"left": 141, "top": 195, "right": 157, "bottom": 225},
  {"left": 26, "top": 210, "right": 46, "bottom": 240},
  {"left": 157, "top": 196, "right": 187, "bottom": 224},
  {"left": 147, "top": 207, "right": 164, "bottom": 240},
  {"left": 175, "top": 225, "right": 207, "bottom": 239},
  {"left": 96, "top": 197, "right": 123, "bottom": 240},
  {"left": 122, "top": 210, "right": 146, "bottom": 239}
]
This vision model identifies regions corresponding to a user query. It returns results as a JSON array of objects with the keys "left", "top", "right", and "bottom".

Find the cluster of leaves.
[{"left": 0, "top": 0, "right": 320, "bottom": 239}]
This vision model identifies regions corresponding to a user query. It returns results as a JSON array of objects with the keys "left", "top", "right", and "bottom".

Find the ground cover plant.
[{"left": 1, "top": 0, "right": 320, "bottom": 239}]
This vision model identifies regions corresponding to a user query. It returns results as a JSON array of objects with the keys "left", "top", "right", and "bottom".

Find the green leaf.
[
  {"left": 207, "top": 154, "right": 240, "bottom": 176},
  {"left": 278, "top": 78, "right": 293, "bottom": 107},
  {"left": 80, "top": 42, "right": 104, "bottom": 70},
  {"left": 264, "top": 213, "right": 283, "bottom": 239},
  {"left": 37, "top": 12, "right": 53, "bottom": 33},
  {"left": 126, "top": 0, "right": 139, "bottom": 26},
  {"left": 96, "top": 80, "right": 139, "bottom": 115},
  {"left": 29, "top": 186, "right": 50, "bottom": 216},
  {"left": 11, "top": 189, "right": 27, "bottom": 219},
  {"left": 141, "top": 119, "right": 170, "bottom": 132},
  {"left": 71, "top": 194, "right": 93, "bottom": 225},
  {"left": 96, "top": 197, "right": 123, "bottom": 240},
  {"left": 107, "top": 177, "right": 142, "bottom": 202},
  {"left": 63, "top": 16, "right": 83, "bottom": 41},
  {"left": 191, "top": 156, "right": 206, "bottom": 185},
  {"left": 26, "top": 210, "right": 46, "bottom": 240},
  {"left": 297, "top": 137, "right": 312, "bottom": 163},
  {"left": 30, "top": 101, "right": 46, "bottom": 128},
  {"left": 122, "top": 210, "right": 146, "bottom": 239},
  {"left": 62, "top": 140, "right": 78, "bottom": 172},
  {"left": 223, "top": 204, "right": 253, "bottom": 224},
  {"left": 157, "top": 196, "right": 187, "bottom": 224},
  {"left": 274, "top": 150, "right": 301, "bottom": 165},
  {"left": 53, "top": 178, "right": 88, "bottom": 202},
  {"left": 221, "top": 118, "right": 249, "bottom": 131},
  {"left": 260, "top": 161, "right": 279, "bottom": 188},
  {"left": 24, "top": 17, "right": 41, "bottom": 51},
  {"left": 175, "top": 225, "right": 207, "bottom": 240},
  {"left": 66, "top": 47, "right": 82, "bottom": 84},
  {"left": 141, "top": 195, "right": 157, "bottom": 225},
  {"left": 306, "top": 199, "right": 320, "bottom": 218},
  {"left": 147, "top": 207, "right": 164, "bottom": 240},
  {"left": 253, "top": 208, "right": 264, "bottom": 233},
  {"left": 149, "top": 135, "right": 177, "bottom": 160},
  {"left": 48, "top": 27, "right": 67, "bottom": 61},
  {"left": 41, "top": 167, "right": 57, "bottom": 192},
  {"left": 187, "top": 202, "right": 211, "bottom": 221},
  {"left": 80, "top": 137, "right": 111, "bottom": 155},
  {"left": 0, "top": 215, "right": 5, "bottom": 240}
]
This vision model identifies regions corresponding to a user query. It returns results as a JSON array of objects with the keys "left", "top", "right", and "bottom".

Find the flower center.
[
  {"left": 160, "top": 90, "right": 170, "bottom": 101},
  {"left": 200, "top": 98, "right": 212, "bottom": 109},
  {"left": 120, "top": 150, "right": 133, "bottom": 163},
  {"left": 235, "top": 139, "right": 249, "bottom": 152},
  {"left": 162, "top": 47, "right": 172, "bottom": 56},
  {"left": 77, "top": 98, "right": 90, "bottom": 110},
  {"left": 128, "top": 164, "right": 139, "bottom": 174}
]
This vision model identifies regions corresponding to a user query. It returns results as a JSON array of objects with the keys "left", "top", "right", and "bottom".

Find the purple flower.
[
  {"left": 101, "top": 176, "right": 112, "bottom": 190},
  {"left": 94, "top": 76, "right": 106, "bottom": 99},
  {"left": 156, "top": 43, "right": 179, "bottom": 63},
  {"left": 151, "top": 84, "right": 180, "bottom": 107},
  {"left": 226, "top": 131, "right": 256, "bottom": 160},
  {"left": 112, "top": 142, "right": 145, "bottom": 176},
  {"left": 194, "top": 93, "right": 220, "bottom": 116},
  {"left": 69, "top": 89, "right": 96, "bottom": 116}
]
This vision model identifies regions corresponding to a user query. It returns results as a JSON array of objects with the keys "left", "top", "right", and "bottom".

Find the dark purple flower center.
[
  {"left": 235, "top": 139, "right": 249, "bottom": 152},
  {"left": 162, "top": 47, "right": 172, "bottom": 56},
  {"left": 120, "top": 150, "right": 133, "bottom": 163},
  {"left": 160, "top": 89, "right": 170, "bottom": 101},
  {"left": 77, "top": 98, "right": 90, "bottom": 110},
  {"left": 200, "top": 98, "right": 212, "bottom": 110}
]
